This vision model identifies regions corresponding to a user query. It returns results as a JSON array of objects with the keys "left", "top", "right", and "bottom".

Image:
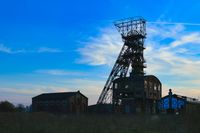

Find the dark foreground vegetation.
[{"left": 0, "top": 112, "right": 199, "bottom": 133}]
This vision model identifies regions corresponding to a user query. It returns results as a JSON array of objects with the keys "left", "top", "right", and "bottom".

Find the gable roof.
[{"left": 32, "top": 91, "right": 87, "bottom": 101}]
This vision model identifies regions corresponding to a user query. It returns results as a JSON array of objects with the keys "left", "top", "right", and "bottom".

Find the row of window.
[
  {"left": 114, "top": 82, "right": 161, "bottom": 91},
  {"left": 145, "top": 81, "right": 161, "bottom": 91}
]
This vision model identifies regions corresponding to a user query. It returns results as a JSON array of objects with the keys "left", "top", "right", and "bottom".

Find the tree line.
[{"left": 0, "top": 101, "right": 31, "bottom": 112}]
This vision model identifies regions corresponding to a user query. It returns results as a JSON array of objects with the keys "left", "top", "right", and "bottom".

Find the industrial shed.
[
  {"left": 159, "top": 89, "right": 200, "bottom": 114},
  {"left": 32, "top": 91, "right": 88, "bottom": 113}
]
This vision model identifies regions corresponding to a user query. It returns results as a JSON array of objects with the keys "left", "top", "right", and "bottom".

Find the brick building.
[
  {"left": 113, "top": 75, "right": 162, "bottom": 114},
  {"left": 32, "top": 91, "right": 88, "bottom": 113}
]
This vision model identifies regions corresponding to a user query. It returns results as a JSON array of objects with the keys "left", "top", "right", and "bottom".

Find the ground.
[{"left": 0, "top": 112, "right": 199, "bottom": 133}]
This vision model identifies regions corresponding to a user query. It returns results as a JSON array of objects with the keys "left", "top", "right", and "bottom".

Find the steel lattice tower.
[{"left": 97, "top": 17, "right": 146, "bottom": 104}]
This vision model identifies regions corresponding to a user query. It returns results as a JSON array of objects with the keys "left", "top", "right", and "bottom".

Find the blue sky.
[{"left": 1, "top": 0, "right": 200, "bottom": 105}]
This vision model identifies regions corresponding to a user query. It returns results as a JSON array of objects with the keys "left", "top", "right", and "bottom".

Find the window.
[
  {"left": 149, "top": 82, "right": 152, "bottom": 89},
  {"left": 144, "top": 81, "right": 147, "bottom": 88},
  {"left": 118, "top": 99, "right": 122, "bottom": 105},
  {"left": 115, "top": 83, "right": 118, "bottom": 89},
  {"left": 158, "top": 85, "right": 161, "bottom": 91},
  {"left": 125, "top": 85, "right": 129, "bottom": 89},
  {"left": 154, "top": 85, "right": 157, "bottom": 90}
]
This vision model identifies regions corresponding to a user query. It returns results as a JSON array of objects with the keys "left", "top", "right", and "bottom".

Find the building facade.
[
  {"left": 32, "top": 91, "right": 88, "bottom": 113},
  {"left": 113, "top": 75, "right": 162, "bottom": 114}
]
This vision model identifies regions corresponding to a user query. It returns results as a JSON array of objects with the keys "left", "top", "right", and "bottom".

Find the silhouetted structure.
[
  {"left": 159, "top": 89, "right": 200, "bottom": 114},
  {"left": 32, "top": 91, "right": 88, "bottom": 113},
  {"left": 113, "top": 75, "right": 161, "bottom": 113},
  {"left": 97, "top": 17, "right": 162, "bottom": 114}
]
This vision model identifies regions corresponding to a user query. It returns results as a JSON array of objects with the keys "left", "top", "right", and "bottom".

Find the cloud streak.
[
  {"left": 77, "top": 28, "right": 122, "bottom": 66},
  {"left": 37, "top": 47, "right": 62, "bottom": 53},
  {"left": 0, "top": 44, "right": 26, "bottom": 54},
  {"left": 170, "top": 33, "right": 200, "bottom": 47},
  {"left": 148, "top": 21, "right": 200, "bottom": 26},
  {"left": 0, "top": 44, "right": 12, "bottom": 53},
  {"left": 0, "top": 44, "right": 62, "bottom": 54},
  {"left": 35, "top": 69, "right": 86, "bottom": 76}
]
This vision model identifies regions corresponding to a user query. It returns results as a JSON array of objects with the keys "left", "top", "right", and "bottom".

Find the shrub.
[{"left": 0, "top": 101, "right": 15, "bottom": 112}]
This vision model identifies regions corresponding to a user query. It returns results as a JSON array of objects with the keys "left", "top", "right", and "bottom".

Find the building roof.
[
  {"left": 113, "top": 75, "right": 162, "bottom": 87},
  {"left": 32, "top": 91, "right": 87, "bottom": 101},
  {"left": 161, "top": 94, "right": 186, "bottom": 100},
  {"left": 161, "top": 94, "right": 199, "bottom": 104},
  {"left": 144, "top": 75, "right": 161, "bottom": 85}
]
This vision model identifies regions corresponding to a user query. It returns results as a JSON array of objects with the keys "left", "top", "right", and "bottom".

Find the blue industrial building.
[{"left": 159, "top": 89, "right": 199, "bottom": 114}]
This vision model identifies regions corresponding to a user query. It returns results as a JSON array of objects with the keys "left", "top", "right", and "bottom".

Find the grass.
[{"left": 0, "top": 112, "right": 199, "bottom": 133}]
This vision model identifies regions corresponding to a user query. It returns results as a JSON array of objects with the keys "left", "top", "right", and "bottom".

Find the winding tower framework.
[{"left": 97, "top": 17, "right": 146, "bottom": 104}]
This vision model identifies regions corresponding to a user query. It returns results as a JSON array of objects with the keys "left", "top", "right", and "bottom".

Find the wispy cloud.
[
  {"left": 0, "top": 44, "right": 62, "bottom": 54},
  {"left": 144, "top": 23, "right": 200, "bottom": 78},
  {"left": 0, "top": 44, "right": 26, "bottom": 54},
  {"left": 35, "top": 69, "right": 86, "bottom": 76},
  {"left": 77, "top": 28, "right": 122, "bottom": 65},
  {"left": 0, "top": 85, "right": 72, "bottom": 95},
  {"left": 148, "top": 21, "right": 200, "bottom": 26},
  {"left": 170, "top": 33, "right": 200, "bottom": 47},
  {"left": 0, "top": 44, "right": 12, "bottom": 53},
  {"left": 37, "top": 47, "right": 62, "bottom": 53},
  {"left": 78, "top": 22, "right": 200, "bottom": 98}
]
